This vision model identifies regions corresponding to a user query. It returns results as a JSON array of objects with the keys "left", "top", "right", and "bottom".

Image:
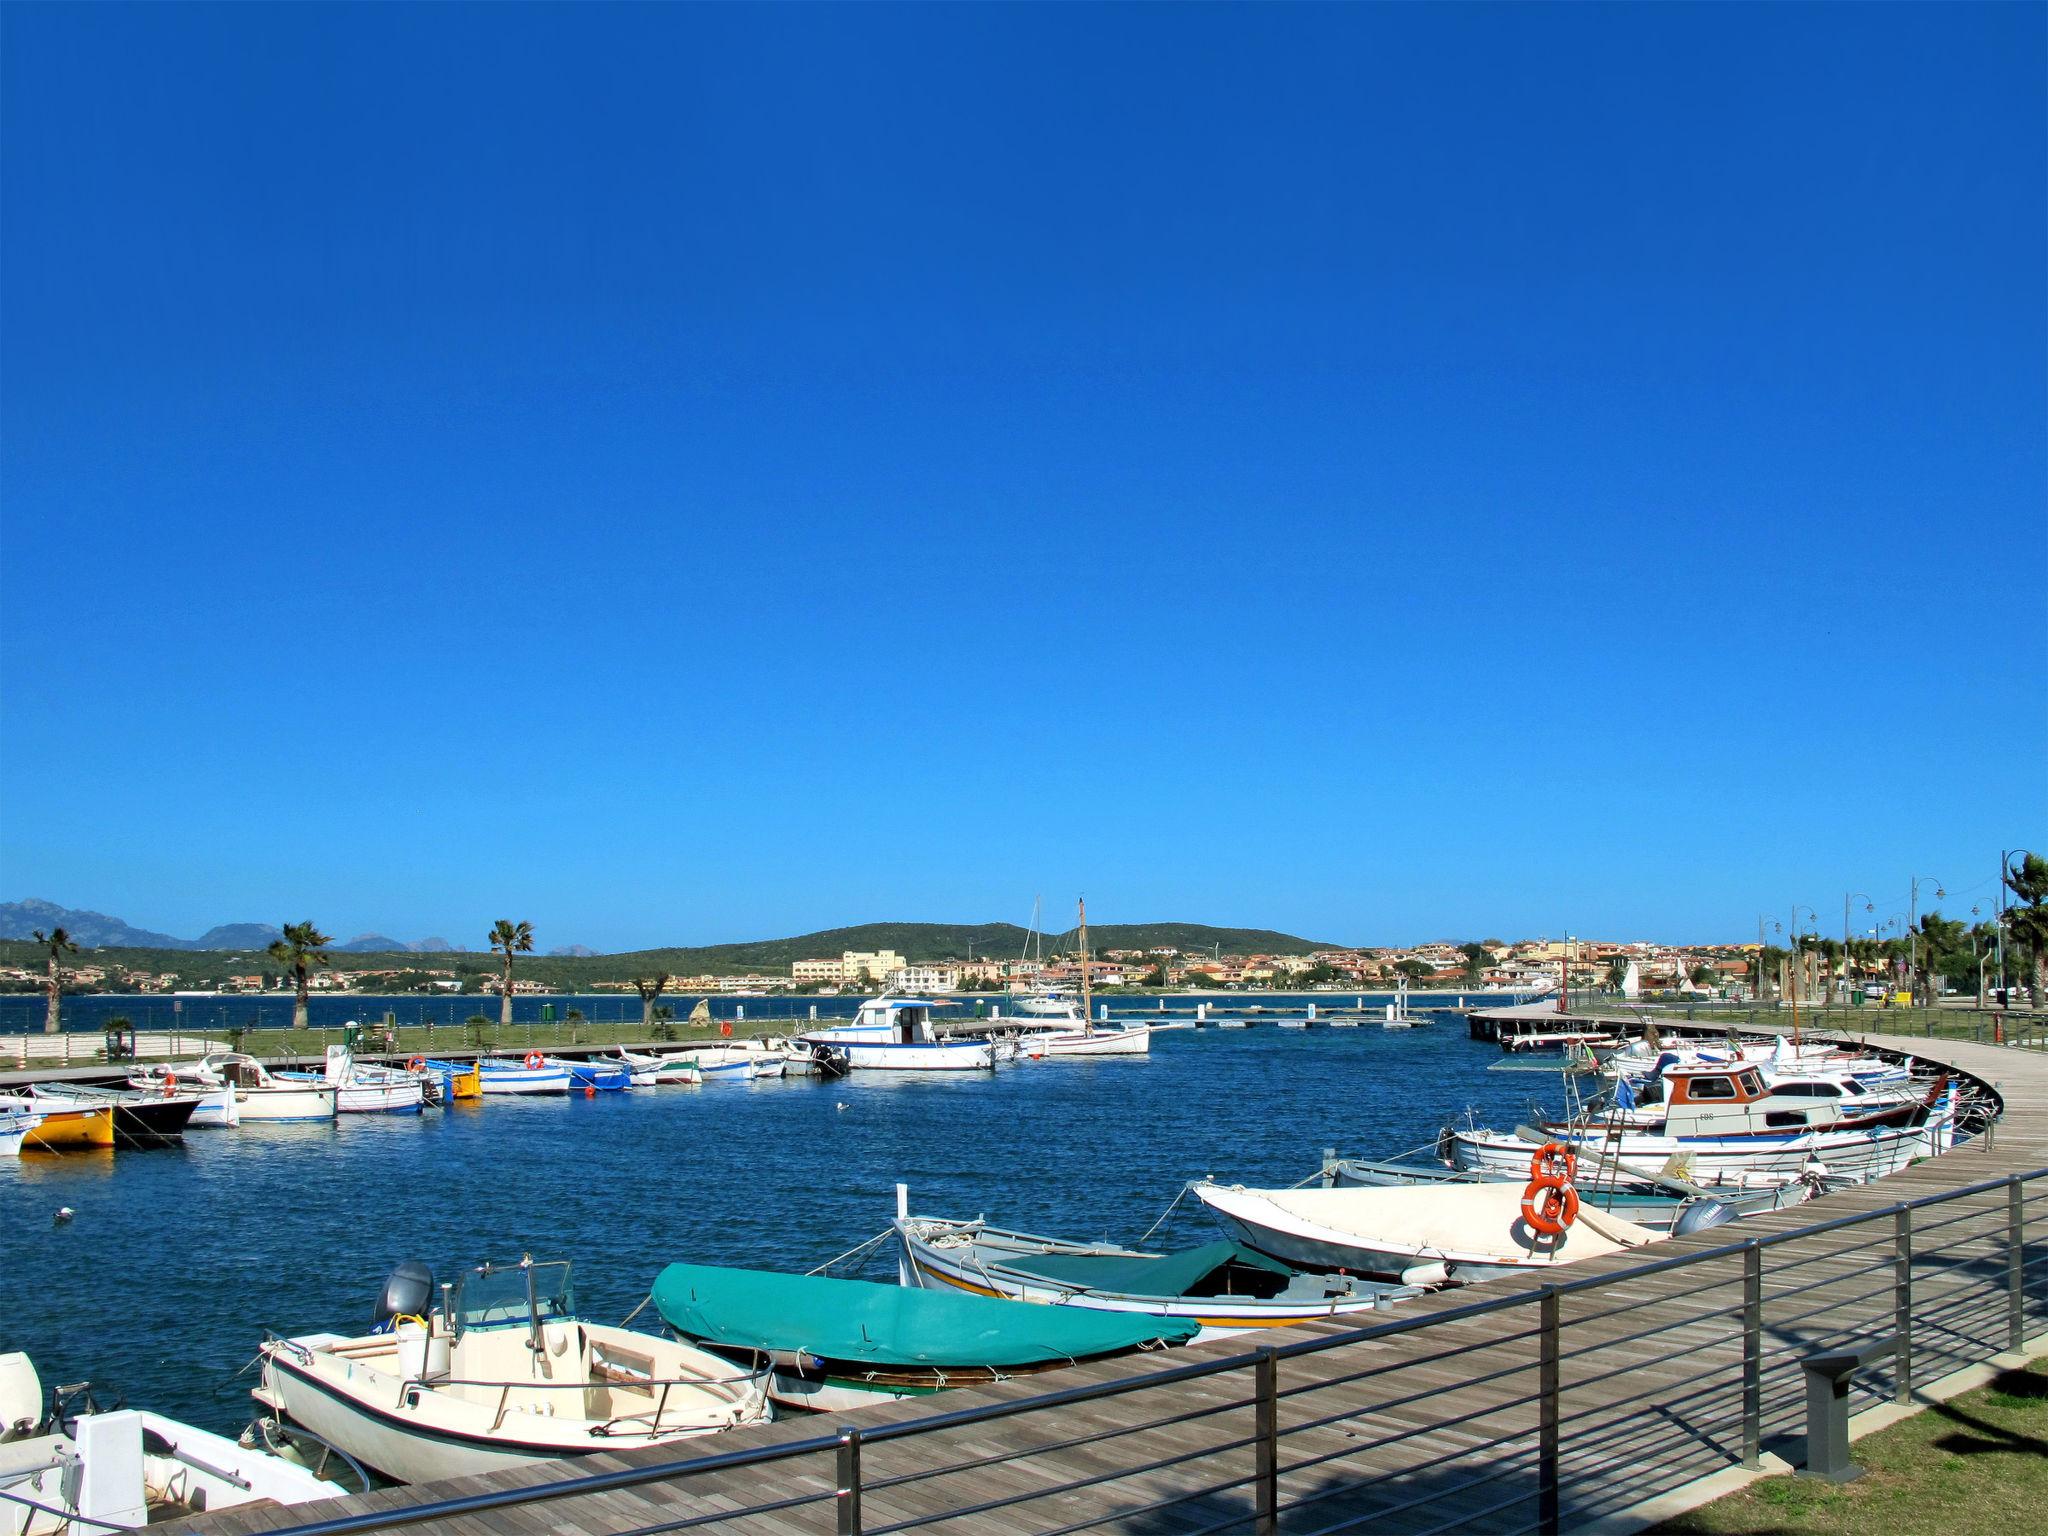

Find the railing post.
[
  {"left": 836, "top": 1425, "right": 862, "bottom": 1536},
  {"left": 1539, "top": 1285, "right": 1561, "bottom": 1536},
  {"left": 2010, "top": 1177, "right": 2027, "bottom": 1354},
  {"left": 1254, "top": 1345, "right": 1279, "bottom": 1534},
  {"left": 1893, "top": 1206, "right": 1913, "bottom": 1404},
  {"left": 1742, "top": 1239, "right": 1762, "bottom": 1467}
]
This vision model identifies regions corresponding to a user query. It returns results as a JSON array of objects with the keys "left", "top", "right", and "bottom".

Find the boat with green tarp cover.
[
  {"left": 893, "top": 1204, "right": 1425, "bottom": 1339},
  {"left": 651, "top": 1262, "right": 1200, "bottom": 1411}
]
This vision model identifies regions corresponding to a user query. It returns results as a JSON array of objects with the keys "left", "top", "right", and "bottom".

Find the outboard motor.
[
  {"left": 1671, "top": 1199, "right": 1737, "bottom": 1237},
  {"left": 373, "top": 1260, "right": 436, "bottom": 1327}
]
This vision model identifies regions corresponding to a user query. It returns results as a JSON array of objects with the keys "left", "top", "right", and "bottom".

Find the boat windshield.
[{"left": 451, "top": 1261, "right": 575, "bottom": 1331}]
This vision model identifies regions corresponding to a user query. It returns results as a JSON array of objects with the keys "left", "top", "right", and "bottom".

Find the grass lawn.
[{"left": 1653, "top": 1357, "right": 2048, "bottom": 1535}]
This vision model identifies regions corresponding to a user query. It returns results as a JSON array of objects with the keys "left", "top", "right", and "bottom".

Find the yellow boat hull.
[
  {"left": 447, "top": 1064, "right": 481, "bottom": 1101},
  {"left": 23, "top": 1104, "right": 116, "bottom": 1150}
]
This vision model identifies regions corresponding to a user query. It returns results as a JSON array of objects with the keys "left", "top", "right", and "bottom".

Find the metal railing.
[{"left": 234, "top": 1161, "right": 2044, "bottom": 1536}]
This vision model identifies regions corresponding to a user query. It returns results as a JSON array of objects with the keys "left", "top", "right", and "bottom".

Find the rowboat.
[
  {"left": 0, "top": 1094, "right": 115, "bottom": 1151},
  {"left": 652, "top": 1262, "right": 1197, "bottom": 1412},
  {"left": 23, "top": 1082, "right": 200, "bottom": 1148},
  {"left": 605, "top": 1048, "right": 664, "bottom": 1087},
  {"left": 1192, "top": 1178, "right": 1660, "bottom": 1286},
  {"left": 1022, "top": 1023, "right": 1154, "bottom": 1057},
  {"left": 801, "top": 999, "right": 996, "bottom": 1072},
  {"left": 476, "top": 1055, "right": 572, "bottom": 1095},
  {"left": 895, "top": 1205, "right": 1421, "bottom": 1341},
  {"left": 648, "top": 1053, "right": 705, "bottom": 1085},
  {"left": 0, "top": 1351, "right": 349, "bottom": 1530},
  {"left": 255, "top": 1259, "right": 769, "bottom": 1484}
]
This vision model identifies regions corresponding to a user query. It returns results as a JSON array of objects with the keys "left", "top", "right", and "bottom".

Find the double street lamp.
[{"left": 1843, "top": 893, "right": 1874, "bottom": 1000}]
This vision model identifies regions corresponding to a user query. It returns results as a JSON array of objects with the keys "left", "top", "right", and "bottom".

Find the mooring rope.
[{"left": 806, "top": 1227, "right": 894, "bottom": 1276}]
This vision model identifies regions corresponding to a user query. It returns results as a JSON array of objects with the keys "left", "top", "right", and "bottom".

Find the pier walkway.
[{"left": 178, "top": 1033, "right": 2048, "bottom": 1536}]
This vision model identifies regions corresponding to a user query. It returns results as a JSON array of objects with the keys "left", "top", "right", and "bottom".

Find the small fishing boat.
[
  {"left": 1192, "top": 1175, "right": 1660, "bottom": 1286},
  {"left": 546, "top": 1056, "right": 631, "bottom": 1092},
  {"left": 476, "top": 1054, "right": 572, "bottom": 1095},
  {"left": 0, "top": 1351, "right": 350, "bottom": 1531},
  {"left": 419, "top": 1059, "right": 483, "bottom": 1102},
  {"left": 652, "top": 1262, "right": 1197, "bottom": 1412},
  {"left": 895, "top": 1202, "right": 1421, "bottom": 1340},
  {"left": 648, "top": 1053, "right": 705, "bottom": 1085},
  {"left": 1322, "top": 1156, "right": 1814, "bottom": 1233},
  {"left": 22, "top": 1082, "right": 199, "bottom": 1149},
  {"left": 0, "top": 1106, "right": 42, "bottom": 1157},
  {"left": 122, "top": 1070, "right": 241, "bottom": 1128},
  {"left": 605, "top": 1048, "right": 664, "bottom": 1087},
  {"left": 255, "top": 1259, "right": 769, "bottom": 1484},
  {"left": 801, "top": 999, "right": 996, "bottom": 1072},
  {"left": 0, "top": 1094, "right": 115, "bottom": 1152},
  {"left": 277, "top": 1047, "right": 424, "bottom": 1114},
  {"left": 155, "top": 1053, "right": 338, "bottom": 1122}
]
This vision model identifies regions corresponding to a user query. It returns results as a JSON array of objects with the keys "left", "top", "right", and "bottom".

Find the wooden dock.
[{"left": 176, "top": 1032, "right": 2048, "bottom": 1536}]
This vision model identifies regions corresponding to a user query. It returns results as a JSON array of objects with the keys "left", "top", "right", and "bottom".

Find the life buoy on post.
[
  {"left": 405, "top": 1056, "right": 426, "bottom": 1073},
  {"left": 1521, "top": 1140, "right": 1580, "bottom": 1237},
  {"left": 720, "top": 1021, "right": 733, "bottom": 1038},
  {"left": 523, "top": 1051, "right": 544, "bottom": 1070}
]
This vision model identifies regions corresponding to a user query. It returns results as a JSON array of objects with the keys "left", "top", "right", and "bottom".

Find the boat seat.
[{"left": 0, "top": 1433, "right": 72, "bottom": 1478}]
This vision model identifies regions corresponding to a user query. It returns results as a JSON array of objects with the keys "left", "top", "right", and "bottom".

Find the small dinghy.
[
  {"left": 1195, "top": 1153, "right": 1660, "bottom": 1286},
  {"left": 1, "top": 1351, "right": 349, "bottom": 1530},
  {"left": 256, "top": 1259, "right": 769, "bottom": 1484},
  {"left": 652, "top": 1261, "right": 1198, "bottom": 1413},
  {"left": 895, "top": 1198, "right": 1423, "bottom": 1340}
]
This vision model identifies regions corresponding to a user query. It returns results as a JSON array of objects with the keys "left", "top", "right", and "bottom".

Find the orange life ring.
[
  {"left": 162, "top": 1073, "right": 179, "bottom": 1096},
  {"left": 720, "top": 1021, "right": 733, "bottom": 1038},
  {"left": 1521, "top": 1181, "right": 1580, "bottom": 1236},
  {"left": 1521, "top": 1140, "right": 1580, "bottom": 1236},
  {"left": 523, "top": 1051, "right": 544, "bottom": 1070},
  {"left": 405, "top": 1056, "right": 426, "bottom": 1073}
]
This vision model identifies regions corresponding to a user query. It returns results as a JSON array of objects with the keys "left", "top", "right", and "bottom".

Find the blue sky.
[{"left": 2, "top": 3, "right": 2042, "bottom": 952}]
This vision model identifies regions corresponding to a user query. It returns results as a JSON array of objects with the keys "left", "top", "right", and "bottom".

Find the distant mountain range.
[
  {"left": 0, "top": 902, "right": 1336, "bottom": 968},
  {"left": 0, "top": 900, "right": 468, "bottom": 955}
]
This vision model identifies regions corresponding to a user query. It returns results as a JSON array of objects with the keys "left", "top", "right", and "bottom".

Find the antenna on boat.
[{"left": 1078, "top": 898, "right": 1093, "bottom": 1036}]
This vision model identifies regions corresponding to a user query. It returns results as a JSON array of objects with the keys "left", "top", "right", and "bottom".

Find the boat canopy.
[
  {"left": 651, "top": 1263, "right": 1197, "bottom": 1367},
  {"left": 997, "top": 1241, "right": 1294, "bottom": 1298}
]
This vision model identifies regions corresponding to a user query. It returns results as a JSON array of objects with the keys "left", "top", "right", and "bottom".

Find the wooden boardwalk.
[{"left": 178, "top": 1032, "right": 2048, "bottom": 1536}]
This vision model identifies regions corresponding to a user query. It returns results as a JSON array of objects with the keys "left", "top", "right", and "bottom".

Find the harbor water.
[{"left": 2, "top": 1019, "right": 1565, "bottom": 1438}]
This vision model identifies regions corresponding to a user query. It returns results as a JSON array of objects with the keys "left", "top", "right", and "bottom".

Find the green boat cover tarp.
[
  {"left": 994, "top": 1241, "right": 1294, "bottom": 1298},
  {"left": 652, "top": 1263, "right": 1199, "bottom": 1367}
]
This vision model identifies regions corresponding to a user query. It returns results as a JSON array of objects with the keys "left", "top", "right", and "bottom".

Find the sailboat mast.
[{"left": 1078, "top": 897, "right": 1093, "bottom": 1035}]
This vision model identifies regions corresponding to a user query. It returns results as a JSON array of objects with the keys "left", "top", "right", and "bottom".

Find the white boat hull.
[
  {"left": 1449, "top": 1109, "right": 1954, "bottom": 1185},
  {"left": 1028, "top": 1027, "right": 1152, "bottom": 1058},
  {"left": 332, "top": 1079, "right": 426, "bottom": 1114},
  {"left": 232, "top": 1085, "right": 338, "bottom": 1122},
  {"left": 476, "top": 1063, "right": 572, "bottom": 1095}
]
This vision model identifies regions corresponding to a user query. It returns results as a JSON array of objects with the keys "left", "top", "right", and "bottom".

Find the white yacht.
[{"left": 801, "top": 998, "right": 995, "bottom": 1071}]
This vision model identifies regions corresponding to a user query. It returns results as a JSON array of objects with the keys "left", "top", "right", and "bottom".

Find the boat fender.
[
  {"left": 524, "top": 1051, "right": 544, "bottom": 1070},
  {"left": 1400, "top": 1261, "right": 1450, "bottom": 1288}
]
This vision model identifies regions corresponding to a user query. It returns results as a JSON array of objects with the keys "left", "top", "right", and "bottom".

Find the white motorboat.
[
  {"left": 148, "top": 1053, "right": 337, "bottom": 1122},
  {"left": 1450, "top": 1062, "right": 1955, "bottom": 1184},
  {"left": 0, "top": 1351, "right": 348, "bottom": 1533},
  {"left": 254, "top": 1260, "right": 770, "bottom": 1484},
  {"left": 475, "top": 1054, "right": 573, "bottom": 1095},
  {"left": 801, "top": 999, "right": 996, "bottom": 1072},
  {"left": 0, "top": 1108, "right": 40, "bottom": 1158},
  {"left": 1193, "top": 1178, "right": 1660, "bottom": 1286}
]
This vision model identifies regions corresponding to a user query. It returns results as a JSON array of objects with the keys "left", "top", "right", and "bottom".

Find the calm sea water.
[{"left": 1, "top": 1021, "right": 1564, "bottom": 1437}]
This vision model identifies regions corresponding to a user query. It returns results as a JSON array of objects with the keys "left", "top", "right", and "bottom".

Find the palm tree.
[
  {"left": 267, "top": 921, "right": 334, "bottom": 1030},
  {"left": 634, "top": 973, "right": 671, "bottom": 1031},
  {"left": 32, "top": 927, "right": 78, "bottom": 1034},
  {"left": 489, "top": 920, "right": 534, "bottom": 1029}
]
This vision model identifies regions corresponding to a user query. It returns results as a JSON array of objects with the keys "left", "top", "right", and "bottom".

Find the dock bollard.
[{"left": 1798, "top": 1339, "right": 1895, "bottom": 1481}]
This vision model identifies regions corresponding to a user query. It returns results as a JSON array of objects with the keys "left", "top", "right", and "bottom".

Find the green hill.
[{"left": 0, "top": 919, "right": 1338, "bottom": 990}]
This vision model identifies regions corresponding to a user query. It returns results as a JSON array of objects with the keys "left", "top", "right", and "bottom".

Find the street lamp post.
[
  {"left": 1842, "top": 894, "right": 1873, "bottom": 1002},
  {"left": 1908, "top": 874, "right": 1946, "bottom": 1007},
  {"left": 1789, "top": 905, "right": 1819, "bottom": 1003}
]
